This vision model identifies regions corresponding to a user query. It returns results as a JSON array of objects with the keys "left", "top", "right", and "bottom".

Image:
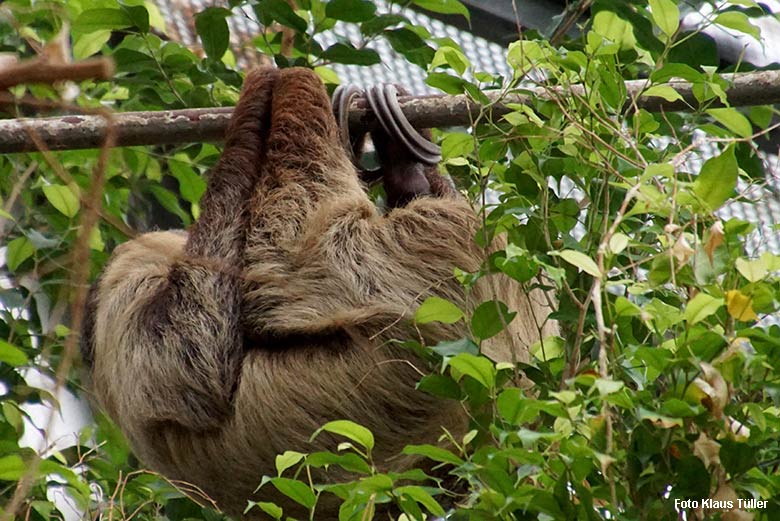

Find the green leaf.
[
  {"left": 73, "top": 8, "right": 133, "bottom": 32},
  {"left": 736, "top": 257, "right": 768, "bottom": 282},
  {"left": 73, "top": 30, "right": 112, "bottom": 60},
  {"left": 6, "top": 237, "right": 35, "bottom": 272},
  {"left": 0, "top": 454, "right": 25, "bottom": 481},
  {"left": 720, "top": 438, "right": 756, "bottom": 475},
  {"left": 557, "top": 250, "right": 601, "bottom": 278},
  {"left": 122, "top": 4, "right": 150, "bottom": 33},
  {"left": 648, "top": 0, "right": 679, "bottom": 37},
  {"left": 320, "top": 43, "right": 381, "bottom": 65},
  {"left": 448, "top": 353, "right": 495, "bottom": 389},
  {"left": 693, "top": 145, "right": 738, "bottom": 210},
  {"left": 412, "top": 0, "right": 469, "bottom": 20},
  {"left": 312, "top": 420, "right": 374, "bottom": 452},
  {"left": 684, "top": 293, "right": 724, "bottom": 324},
  {"left": 325, "top": 0, "right": 376, "bottom": 23},
  {"left": 707, "top": 108, "right": 753, "bottom": 139},
  {"left": 643, "top": 85, "right": 684, "bottom": 102},
  {"left": 402, "top": 444, "right": 464, "bottom": 465},
  {"left": 265, "top": 477, "right": 316, "bottom": 509},
  {"left": 275, "top": 451, "right": 305, "bottom": 476},
  {"left": 608, "top": 233, "right": 629, "bottom": 254},
  {"left": 260, "top": 0, "right": 308, "bottom": 33},
  {"left": 415, "top": 296, "right": 463, "bottom": 324},
  {"left": 361, "top": 14, "right": 406, "bottom": 36},
  {"left": 246, "top": 501, "right": 283, "bottom": 519},
  {"left": 497, "top": 388, "right": 531, "bottom": 425},
  {"left": 426, "top": 72, "right": 466, "bottom": 94},
  {"left": 395, "top": 485, "right": 446, "bottom": 517},
  {"left": 305, "top": 452, "right": 371, "bottom": 474},
  {"left": 43, "top": 184, "right": 80, "bottom": 218},
  {"left": 0, "top": 340, "right": 28, "bottom": 366},
  {"left": 714, "top": 11, "right": 760, "bottom": 39},
  {"left": 471, "top": 300, "right": 516, "bottom": 341},
  {"left": 169, "top": 156, "right": 207, "bottom": 204},
  {"left": 195, "top": 7, "right": 231, "bottom": 60},
  {"left": 430, "top": 46, "right": 470, "bottom": 75}
]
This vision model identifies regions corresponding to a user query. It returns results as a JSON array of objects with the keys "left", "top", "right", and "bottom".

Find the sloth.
[{"left": 80, "top": 67, "right": 556, "bottom": 519}]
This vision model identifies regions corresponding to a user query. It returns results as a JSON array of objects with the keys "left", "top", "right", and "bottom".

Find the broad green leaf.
[
  {"left": 644, "top": 85, "right": 684, "bottom": 102},
  {"left": 0, "top": 340, "right": 28, "bottom": 366},
  {"left": 246, "top": 501, "right": 282, "bottom": 519},
  {"left": 73, "top": 30, "right": 112, "bottom": 60},
  {"left": 595, "top": 378, "right": 624, "bottom": 396},
  {"left": 412, "top": 0, "right": 469, "bottom": 20},
  {"left": 43, "top": 184, "right": 80, "bottom": 218},
  {"left": 361, "top": 14, "right": 406, "bottom": 36},
  {"left": 275, "top": 451, "right": 305, "bottom": 476},
  {"left": 693, "top": 146, "right": 738, "bottom": 210},
  {"left": 471, "top": 300, "right": 516, "bottom": 341},
  {"left": 402, "top": 444, "right": 464, "bottom": 465},
  {"left": 736, "top": 257, "right": 768, "bottom": 282},
  {"left": 684, "top": 293, "right": 723, "bottom": 324},
  {"left": 195, "top": 7, "right": 231, "bottom": 60},
  {"left": 707, "top": 108, "right": 753, "bottom": 138},
  {"left": 260, "top": 0, "right": 308, "bottom": 33},
  {"left": 122, "top": 4, "right": 150, "bottom": 33},
  {"left": 73, "top": 8, "right": 133, "bottom": 32},
  {"left": 497, "top": 388, "right": 534, "bottom": 425},
  {"left": 557, "top": 250, "right": 601, "bottom": 278},
  {"left": 714, "top": 11, "right": 760, "bottom": 39},
  {"left": 305, "top": 452, "right": 371, "bottom": 474},
  {"left": 430, "top": 47, "right": 470, "bottom": 75},
  {"left": 0, "top": 454, "right": 25, "bottom": 481},
  {"left": 590, "top": 11, "right": 636, "bottom": 49},
  {"left": 530, "top": 336, "right": 564, "bottom": 361},
  {"left": 648, "top": 0, "right": 679, "bottom": 37},
  {"left": 395, "top": 486, "right": 446, "bottom": 517},
  {"left": 425, "top": 72, "right": 466, "bottom": 94},
  {"left": 312, "top": 420, "right": 374, "bottom": 452},
  {"left": 265, "top": 477, "right": 316, "bottom": 509},
  {"left": 448, "top": 353, "right": 495, "bottom": 390},
  {"left": 321, "top": 43, "right": 381, "bottom": 65},
  {"left": 169, "top": 155, "right": 207, "bottom": 204},
  {"left": 88, "top": 227, "right": 105, "bottom": 251},
  {"left": 326, "top": 0, "right": 376, "bottom": 23},
  {"left": 415, "top": 296, "right": 463, "bottom": 324},
  {"left": 6, "top": 237, "right": 35, "bottom": 272},
  {"left": 608, "top": 233, "right": 629, "bottom": 254}
]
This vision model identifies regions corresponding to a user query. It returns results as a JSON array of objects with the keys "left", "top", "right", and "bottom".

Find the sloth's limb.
[{"left": 86, "top": 68, "right": 279, "bottom": 432}]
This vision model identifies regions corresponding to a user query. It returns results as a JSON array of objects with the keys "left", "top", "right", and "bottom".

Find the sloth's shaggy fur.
[{"left": 81, "top": 67, "right": 556, "bottom": 519}]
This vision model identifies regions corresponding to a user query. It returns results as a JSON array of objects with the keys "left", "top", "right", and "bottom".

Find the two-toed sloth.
[{"left": 80, "top": 67, "right": 556, "bottom": 519}]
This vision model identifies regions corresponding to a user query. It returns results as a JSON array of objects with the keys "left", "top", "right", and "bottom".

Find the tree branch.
[{"left": 2, "top": 70, "right": 780, "bottom": 153}]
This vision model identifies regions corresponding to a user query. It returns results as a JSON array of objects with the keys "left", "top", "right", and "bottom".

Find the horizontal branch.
[{"left": 1, "top": 70, "right": 780, "bottom": 153}]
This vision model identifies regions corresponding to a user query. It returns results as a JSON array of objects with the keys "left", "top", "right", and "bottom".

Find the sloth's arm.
[{"left": 84, "top": 69, "right": 278, "bottom": 432}]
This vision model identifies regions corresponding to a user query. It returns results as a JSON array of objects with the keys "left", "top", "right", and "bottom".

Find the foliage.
[{"left": 1, "top": 0, "right": 780, "bottom": 520}]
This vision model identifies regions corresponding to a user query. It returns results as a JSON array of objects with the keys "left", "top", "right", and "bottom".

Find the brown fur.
[{"left": 81, "top": 67, "right": 556, "bottom": 519}]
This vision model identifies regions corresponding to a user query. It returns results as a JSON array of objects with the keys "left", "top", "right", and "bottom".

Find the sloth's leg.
[{"left": 88, "top": 68, "right": 279, "bottom": 432}]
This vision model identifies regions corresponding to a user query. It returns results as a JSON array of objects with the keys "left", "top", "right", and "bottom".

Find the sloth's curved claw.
[
  {"left": 365, "top": 84, "right": 442, "bottom": 166},
  {"left": 331, "top": 83, "right": 363, "bottom": 161}
]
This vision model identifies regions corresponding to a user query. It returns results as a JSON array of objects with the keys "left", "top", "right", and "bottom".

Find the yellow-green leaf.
[
  {"left": 684, "top": 293, "right": 723, "bottom": 324},
  {"left": 557, "top": 250, "right": 601, "bottom": 278},
  {"left": 707, "top": 108, "right": 753, "bottom": 138},
  {"left": 6, "top": 237, "right": 35, "bottom": 272},
  {"left": 43, "top": 184, "right": 80, "bottom": 218},
  {"left": 415, "top": 296, "right": 464, "bottom": 324},
  {"left": 649, "top": 0, "right": 680, "bottom": 37}
]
